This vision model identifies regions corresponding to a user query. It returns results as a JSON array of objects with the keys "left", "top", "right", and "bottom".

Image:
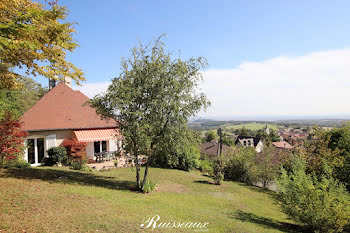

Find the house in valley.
[
  {"left": 200, "top": 139, "right": 231, "bottom": 157},
  {"left": 20, "top": 81, "right": 123, "bottom": 166},
  {"left": 272, "top": 141, "right": 293, "bottom": 150},
  {"left": 235, "top": 136, "right": 264, "bottom": 152}
]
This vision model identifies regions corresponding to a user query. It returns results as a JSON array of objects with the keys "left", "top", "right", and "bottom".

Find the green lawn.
[{"left": 0, "top": 167, "right": 298, "bottom": 232}]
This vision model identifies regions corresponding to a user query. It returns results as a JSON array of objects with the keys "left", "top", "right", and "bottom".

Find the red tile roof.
[
  {"left": 272, "top": 141, "right": 293, "bottom": 149},
  {"left": 20, "top": 82, "right": 117, "bottom": 131}
]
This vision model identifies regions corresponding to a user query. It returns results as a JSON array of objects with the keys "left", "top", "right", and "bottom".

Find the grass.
[
  {"left": 224, "top": 123, "right": 280, "bottom": 131},
  {"left": 0, "top": 167, "right": 299, "bottom": 232}
]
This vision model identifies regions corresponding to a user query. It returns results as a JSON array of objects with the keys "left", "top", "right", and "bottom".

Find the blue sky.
[{"left": 39, "top": 0, "right": 350, "bottom": 119}]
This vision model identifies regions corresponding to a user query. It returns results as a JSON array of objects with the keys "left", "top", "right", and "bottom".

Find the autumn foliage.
[
  {"left": 61, "top": 138, "right": 87, "bottom": 161},
  {"left": 0, "top": 112, "right": 28, "bottom": 163}
]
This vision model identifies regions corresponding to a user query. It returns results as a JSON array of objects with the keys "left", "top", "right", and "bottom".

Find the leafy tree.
[
  {"left": 222, "top": 136, "right": 235, "bottom": 146},
  {"left": 89, "top": 36, "right": 209, "bottom": 191},
  {"left": 269, "top": 130, "right": 280, "bottom": 142},
  {"left": 249, "top": 145, "right": 281, "bottom": 187},
  {"left": 151, "top": 128, "right": 200, "bottom": 171},
  {"left": 224, "top": 147, "right": 256, "bottom": 183},
  {"left": 0, "top": 111, "right": 28, "bottom": 165},
  {"left": 325, "top": 125, "right": 350, "bottom": 189},
  {"left": 239, "top": 126, "right": 249, "bottom": 136},
  {"left": 301, "top": 128, "right": 343, "bottom": 178},
  {"left": 277, "top": 159, "right": 350, "bottom": 233},
  {"left": 16, "top": 77, "right": 48, "bottom": 113},
  {"left": 205, "top": 130, "right": 217, "bottom": 142},
  {"left": 0, "top": 89, "right": 22, "bottom": 119},
  {"left": 0, "top": 77, "right": 48, "bottom": 119},
  {"left": 0, "top": 0, "right": 84, "bottom": 90}
]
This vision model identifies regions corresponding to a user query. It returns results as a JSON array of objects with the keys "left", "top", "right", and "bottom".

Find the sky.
[{"left": 36, "top": 0, "right": 350, "bottom": 120}]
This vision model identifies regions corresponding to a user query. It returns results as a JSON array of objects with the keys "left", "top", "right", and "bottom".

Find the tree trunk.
[
  {"left": 134, "top": 144, "right": 141, "bottom": 190},
  {"left": 141, "top": 147, "right": 152, "bottom": 189}
]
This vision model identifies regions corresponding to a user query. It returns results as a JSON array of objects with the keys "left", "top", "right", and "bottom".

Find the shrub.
[
  {"left": 213, "top": 156, "right": 225, "bottom": 185},
  {"left": 150, "top": 130, "right": 201, "bottom": 171},
  {"left": 142, "top": 180, "right": 157, "bottom": 193},
  {"left": 0, "top": 112, "right": 28, "bottom": 166},
  {"left": 2, "top": 158, "right": 30, "bottom": 168},
  {"left": 44, "top": 146, "right": 67, "bottom": 166},
  {"left": 61, "top": 138, "right": 87, "bottom": 162},
  {"left": 71, "top": 158, "right": 88, "bottom": 170},
  {"left": 277, "top": 159, "right": 350, "bottom": 233},
  {"left": 199, "top": 159, "right": 213, "bottom": 176},
  {"left": 224, "top": 147, "right": 255, "bottom": 183}
]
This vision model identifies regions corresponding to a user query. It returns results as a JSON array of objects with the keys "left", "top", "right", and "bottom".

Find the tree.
[
  {"left": 277, "top": 159, "right": 350, "bottom": 233},
  {"left": 0, "top": 89, "right": 22, "bottom": 119},
  {"left": 0, "top": 0, "right": 84, "bottom": 90},
  {"left": 0, "top": 111, "right": 28, "bottom": 165},
  {"left": 0, "top": 77, "right": 48, "bottom": 119},
  {"left": 89, "top": 36, "right": 209, "bottom": 191},
  {"left": 239, "top": 126, "right": 249, "bottom": 136},
  {"left": 205, "top": 130, "right": 217, "bottom": 142},
  {"left": 249, "top": 145, "right": 281, "bottom": 187},
  {"left": 151, "top": 128, "right": 201, "bottom": 171},
  {"left": 16, "top": 77, "right": 48, "bottom": 113}
]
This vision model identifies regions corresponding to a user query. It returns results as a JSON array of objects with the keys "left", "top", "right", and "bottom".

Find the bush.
[
  {"left": 61, "top": 138, "right": 87, "bottom": 162},
  {"left": 44, "top": 146, "right": 67, "bottom": 166},
  {"left": 142, "top": 180, "right": 157, "bottom": 193},
  {"left": 150, "top": 129, "right": 201, "bottom": 171},
  {"left": 277, "top": 159, "right": 350, "bottom": 233},
  {"left": 71, "top": 158, "right": 88, "bottom": 170},
  {"left": 213, "top": 156, "right": 225, "bottom": 185},
  {"left": 199, "top": 159, "right": 213, "bottom": 176},
  {"left": 224, "top": 147, "right": 255, "bottom": 183},
  {"left": 1, "top": 158, "right": 30, "bottom": 168},
  {"left": 0, "top": 112, "right": 28, "bottom": 163}
]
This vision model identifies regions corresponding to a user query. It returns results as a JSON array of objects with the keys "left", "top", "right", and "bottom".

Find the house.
[
  {"left": 20, "top": 81, "right": 123, "bottom": 166},
  {"left": 200, "top": 139, "right": 230, "bottom": 157},
  {"left": 235, "top": 136, "right": 264, "bottom": 153},
  {"left": 272, "top": 141, "right": 293, "bottom": 150}
]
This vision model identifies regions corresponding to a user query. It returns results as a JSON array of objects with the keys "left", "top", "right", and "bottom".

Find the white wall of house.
[
  {"left": 24, "top": 129, "right": 123, "bottom": 164},
  {"left": 24, "top": 129, "right": 73, "bottom": 165},
  {"left": 109, "top": 140, "right": 117, "bottom": 152}
]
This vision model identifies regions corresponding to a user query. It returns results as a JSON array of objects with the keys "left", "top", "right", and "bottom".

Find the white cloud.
[
  {"left": 74, "top": 48, "right": 350, "bottom": 119},
  {"left": 74, "top": 81, "right": 111, "bottom": 98},
  {"left": 201, "top": 48, "right": 350, "bottom": 118}
]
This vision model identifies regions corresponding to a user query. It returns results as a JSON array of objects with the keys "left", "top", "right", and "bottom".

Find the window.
[
  {"left": 37, "top": 138, "right": 45, "bottom": 163},
  {"left": 102, "top": 141, "right": 107, "bottom": 151},
  {"left": 26, "top": 138, "right": 45, "bottom": 165},
  {"left": 27, "top": 139, "right": 35, "bottom": 164},
  {"left": 94, "top": 141, "right": 100, "bottom": 153},
  {"left": 94, "top": 141, "right": 108, "bottom": 154}
]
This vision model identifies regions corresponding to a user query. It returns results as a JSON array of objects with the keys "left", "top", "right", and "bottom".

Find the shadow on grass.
[
  {"left": 194, "top": 180, "right": 215, "bottom": 185},
  {"left": 232, "top": 210, "right": 304, "bottom": 233},
  {"left": 237, "top": 182, "right": 278, "bottom": 197},
  {"left": 0, "top": 168, "right": 136, "bottom": 191}
]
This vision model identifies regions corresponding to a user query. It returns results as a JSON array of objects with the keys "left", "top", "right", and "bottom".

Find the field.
[
  {"left": 224, "top": 123, "right": 280, "bottom": 131},
  {"left": 0, "top": 167, "right": 298, "bottom": 232}
]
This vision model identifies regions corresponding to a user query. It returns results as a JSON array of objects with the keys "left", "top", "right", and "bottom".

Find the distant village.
[{"left": 199, "top": 124, "right": 332, "bottom": 157}]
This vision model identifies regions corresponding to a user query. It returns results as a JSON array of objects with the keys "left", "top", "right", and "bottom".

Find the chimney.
[
  {"left": 49, "top": 78, "right": 56, "bottom": 90},
  {"left": 64, "top": 77, "right": 72, "bottom": 87}
]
